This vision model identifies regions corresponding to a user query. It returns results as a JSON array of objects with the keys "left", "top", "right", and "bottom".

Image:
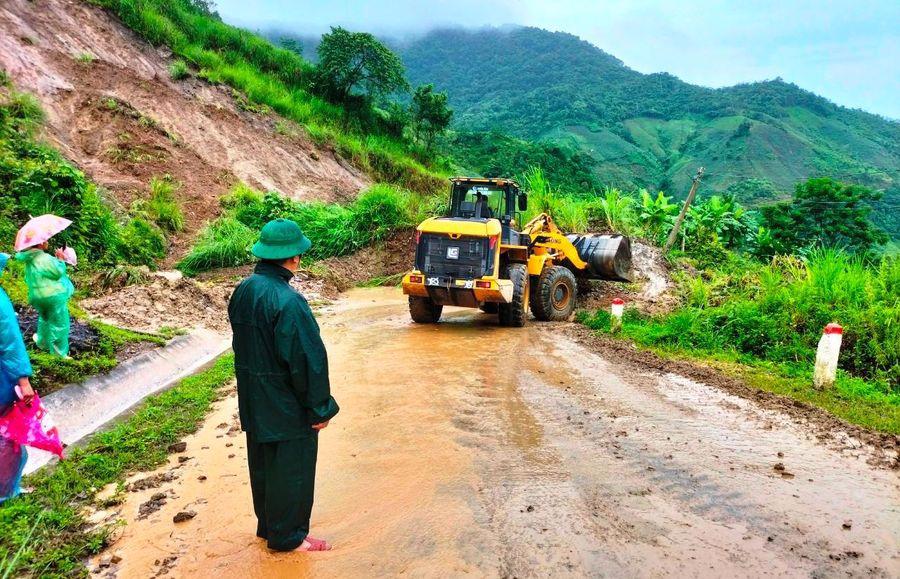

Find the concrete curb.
[{"left": 25, "top": 328, "right": 232, "bottom": 474}]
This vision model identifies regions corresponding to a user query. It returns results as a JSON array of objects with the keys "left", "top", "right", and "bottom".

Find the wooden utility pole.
[{"left": 663, "top": 167, "right": 704, "bottom": 253}]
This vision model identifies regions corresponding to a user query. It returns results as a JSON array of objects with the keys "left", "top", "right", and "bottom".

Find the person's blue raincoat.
[{"left": 0, "top": 253, "right": 32, "bottom": 502}]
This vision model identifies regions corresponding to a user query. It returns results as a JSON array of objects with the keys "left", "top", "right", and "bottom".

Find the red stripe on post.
[
  {"left": 824, "top": 323, "right": 843, "bottom": 335},
  {"left": 612, "top": 298, "right": 625, "bottom": 305}
]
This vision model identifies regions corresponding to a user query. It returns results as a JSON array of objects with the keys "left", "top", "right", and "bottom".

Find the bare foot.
[{"left": 296, "top": 536, "right": 332, "bottom": 552}]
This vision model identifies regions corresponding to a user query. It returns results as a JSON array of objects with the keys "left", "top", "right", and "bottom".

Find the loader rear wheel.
[
  {"left": 498, "top": 263, "right": 528, "bottom": 327},
  {"left": 409, "top": 296, "right": 442, "bottom": 323},
  {"left": 531, "top": 266, "right": 577, "bottom": 321}
]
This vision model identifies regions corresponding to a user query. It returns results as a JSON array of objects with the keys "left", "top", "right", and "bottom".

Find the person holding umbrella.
[
  {"left": 0, "top": 253, "right": 35, "bottom": 502},
  {"left": 14, "top": 215, "right": 76, "bottom": 358}
]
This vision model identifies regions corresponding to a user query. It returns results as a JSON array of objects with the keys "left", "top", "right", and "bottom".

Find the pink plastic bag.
[{"left": 0, "top": 394, "right": 64, "bottom": 458}]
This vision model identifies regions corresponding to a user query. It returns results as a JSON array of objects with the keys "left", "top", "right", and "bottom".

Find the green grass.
[
  {"left": 139, "top": 176, "right": 185, "bottom": 233},
  {"left": 117, "top": 217, "right": 167, "bottom": 268},
  {"left": 168, "top": 59, "right": 189, "bottom": 80},
  {"left": 178, "top": 182, "right": 420, "bottom": 275},
  {"left": 0, "top": 354, "right": 235, "bottom": 578},
  {"left": 176, "top": 216, "right": 257, "bottom": 275}
]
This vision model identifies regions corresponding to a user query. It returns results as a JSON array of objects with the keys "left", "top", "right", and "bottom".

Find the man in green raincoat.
[
  {"left": 228, "top": 218, "right": 339, "bottom": 552},
  {"left": 16, "top": 242, "right": 75, "bottom": 358}
]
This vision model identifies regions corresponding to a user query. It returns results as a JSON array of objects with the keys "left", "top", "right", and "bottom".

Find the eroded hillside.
[{"left": 0, "top": 0, "right": 367, "bottom": 254}]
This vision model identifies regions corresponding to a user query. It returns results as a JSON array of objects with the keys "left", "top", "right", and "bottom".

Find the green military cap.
[{"left": 252, "top": 218, "right": 312, "bottom": 260}]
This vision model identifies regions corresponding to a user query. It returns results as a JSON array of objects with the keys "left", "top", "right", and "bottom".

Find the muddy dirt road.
[{"left": 104, "top": 288, "right": 899, "bottom": 578}]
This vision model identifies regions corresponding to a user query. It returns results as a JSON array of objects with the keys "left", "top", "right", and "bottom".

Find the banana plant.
[{"left": 638, "top": 189, "right": 678, "bottom": 242}]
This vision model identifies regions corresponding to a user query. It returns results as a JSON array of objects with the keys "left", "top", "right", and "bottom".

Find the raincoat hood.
[
  {"left": 14, "top": 249, "right": 42, "bottom": 264},
  {"left": 0, "top": 254, "right": 7, "bottom": 276}
]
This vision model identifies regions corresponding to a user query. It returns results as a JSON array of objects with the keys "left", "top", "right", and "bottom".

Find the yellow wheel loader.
[{"left": 402, "top": 177, "right": 632, "bottom": 326}]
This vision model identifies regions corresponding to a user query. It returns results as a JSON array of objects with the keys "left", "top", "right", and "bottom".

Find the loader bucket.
[{"left": 565, "top": 234, "right": 632, "bottom": 282}]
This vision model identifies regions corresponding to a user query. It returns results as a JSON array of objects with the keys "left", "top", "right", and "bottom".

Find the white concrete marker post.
[
  {"left": 611, "top": 298, "right": 625, "bottom": 333},
  {"left": 813, "top": 323, "right": 843, "bottom": 389}
]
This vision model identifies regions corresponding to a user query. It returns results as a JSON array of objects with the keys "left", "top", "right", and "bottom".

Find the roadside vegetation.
[
  {"left": 178, "top": 183, "right": 422, "bottom": 275},
  {"left": 0, "top": 354, "right": 235, "bottom": 578}
]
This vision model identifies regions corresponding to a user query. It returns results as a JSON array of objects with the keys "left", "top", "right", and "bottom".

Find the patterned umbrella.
[
  {"left": 14, "top": 214, "right": 72, "bottom": 252},
  {"left": 60, "top": 246, "right": 78, "bottom": 266}
]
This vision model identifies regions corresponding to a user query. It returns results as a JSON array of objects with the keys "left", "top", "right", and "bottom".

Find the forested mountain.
[
  {"left": 396, "top": 26, "right": 899, "bottom": 236},
  {"left": 267, "top": 25, "right": 899, "bottom": 238}
]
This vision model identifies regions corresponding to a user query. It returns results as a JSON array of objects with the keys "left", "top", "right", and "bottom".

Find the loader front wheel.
[
  {"left": 531, "top": 266, "right": 577, "bottom": 321},
  {"left": 498, "top": 264, "right": 528, "bottom": 327},
  {"left": 409, "top": 296, "right": 442, "bottom": 323}
]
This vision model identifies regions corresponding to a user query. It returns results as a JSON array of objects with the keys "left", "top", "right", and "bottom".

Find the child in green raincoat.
[{"left": 16, "top": 242, "right": 75, "bottom": 358}]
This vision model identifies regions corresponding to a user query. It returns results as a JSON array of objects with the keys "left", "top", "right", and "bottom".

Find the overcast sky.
[{"left": 215, "top": 0, "right": 900, "bottom": 119}]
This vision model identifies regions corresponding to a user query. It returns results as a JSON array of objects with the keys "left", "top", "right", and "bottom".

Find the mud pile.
[
  {"left": 320, "top": 229, "right": 416, "bottom": 291},
  {"left": 82, "top": 274, "right": 234, "bottom": 333},
  {"left": 82, "top": 270, "right": 336, "bottom": 333},
  {"left": 582, "top": 241, "right": 678, "bottom": 313}
]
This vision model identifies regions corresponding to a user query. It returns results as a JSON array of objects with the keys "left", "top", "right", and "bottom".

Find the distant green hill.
[{"left": 396, "top": 26, "right": 900, "bottom": 237}]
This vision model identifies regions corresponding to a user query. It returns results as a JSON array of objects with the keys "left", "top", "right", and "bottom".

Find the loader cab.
[{"left": 447, "top": 178, "right": 529, "bottom": 245}]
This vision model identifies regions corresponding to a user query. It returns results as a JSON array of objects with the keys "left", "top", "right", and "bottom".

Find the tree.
[
  {"left": 758, "top": 177, "right": 888, "bottom": 256},
  {"left": 411, "top": 84, "right": 453, "bottom": 151},
  {"left": 377, "top": 102, "right": 410, "bottom": 139},
  {"left": 279, "top": 37, "right": 302, "bottom": 56},
  {"left": 315, "top": 27, "right": 409, "bottom": 104},
  {"left": 185, "top": 0, "right": 219, "bottom": 19}
]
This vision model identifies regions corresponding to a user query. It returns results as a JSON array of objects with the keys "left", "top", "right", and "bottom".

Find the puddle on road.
[{"left": 101, "top": 288, "right": 899, "bottom": 578}]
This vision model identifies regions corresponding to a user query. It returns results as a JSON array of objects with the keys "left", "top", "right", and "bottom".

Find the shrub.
[
  {"left": 141, "top": 176, "right": 185, "bottom": 233},
  {"left": 177, "top": 217, "right": 257, "bottom": 275},
  {"left": 168, "top": 59, "right": 189, "bottom": 80},
  {"left": 119, "top": 217, "right": 167, "bottom": 267}
]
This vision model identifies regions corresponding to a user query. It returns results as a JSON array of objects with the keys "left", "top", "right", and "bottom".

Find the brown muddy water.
[{"left": 102, "top": 288, "right": 899, "bottom": 578}]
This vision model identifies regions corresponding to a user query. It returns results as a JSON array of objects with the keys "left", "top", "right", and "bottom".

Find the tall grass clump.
[
  {"left": 138, "top": 176, "right": 185, "bottom": 233},
  {"left": 177, "top": 217, "right": 257, "bottom": 275},
  {"left": 118, "top": 217, "right": 167, "bottom": 268},
  {"left": 168, "top": 59, "right": 189, "bottom": 80},
  {"left": 178, "top": 183, "right": 417, "bottom": 275},
  {"left": 587, "top": 187, "right": 636, "bottom": 234},
  {"left": 520, "top": 166, "right": 589, "bottom": 232}
]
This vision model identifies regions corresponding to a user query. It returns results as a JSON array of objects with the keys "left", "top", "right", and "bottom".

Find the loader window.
[{"left": 450, "top": 185, "right": 506, "bottom": 220}]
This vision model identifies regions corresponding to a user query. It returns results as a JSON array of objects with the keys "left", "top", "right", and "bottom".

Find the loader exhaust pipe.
[{"left": 565, "top": 234, "right": 632, "bottom": 282}]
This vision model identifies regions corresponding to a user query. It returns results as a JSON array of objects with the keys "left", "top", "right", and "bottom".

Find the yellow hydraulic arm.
[{"left": 520, "top": 213, "right": 588, "bottom": 271}]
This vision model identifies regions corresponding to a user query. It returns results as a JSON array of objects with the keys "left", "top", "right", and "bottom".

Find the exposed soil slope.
[{"left": 0, "top": 0, "right": 367, "bottom": 256}]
